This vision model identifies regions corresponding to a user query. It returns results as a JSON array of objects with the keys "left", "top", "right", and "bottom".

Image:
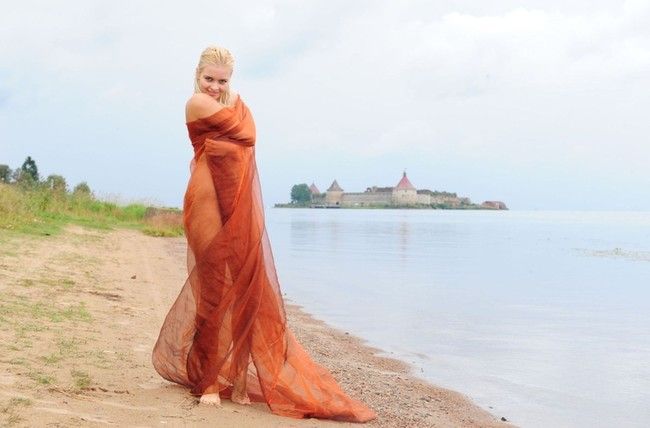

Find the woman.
[{"left": 152, "top": 46, "right": 376, "bottom": 422}]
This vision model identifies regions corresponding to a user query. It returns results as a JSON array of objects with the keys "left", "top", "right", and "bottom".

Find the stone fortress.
[{"left": 308, "top": 172, "right": 507, "bottom": 209}]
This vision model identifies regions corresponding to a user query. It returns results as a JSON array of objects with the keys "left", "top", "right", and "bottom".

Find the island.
[{"left": 275, "top": 172, "right": 508, "bottom": 210}]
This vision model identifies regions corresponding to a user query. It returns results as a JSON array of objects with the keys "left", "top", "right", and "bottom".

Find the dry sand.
[{"left": 0, "top": 226, "right": 511, "bottom": 427}]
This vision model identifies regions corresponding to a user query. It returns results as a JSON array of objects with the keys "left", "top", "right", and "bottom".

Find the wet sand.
[{"left": 0, "top": 226, "right": 510, "bottom": 427}]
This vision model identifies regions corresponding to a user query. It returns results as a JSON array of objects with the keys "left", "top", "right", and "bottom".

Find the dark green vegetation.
[
  {"left": 290, "top": 183, "right": 311, "bottom": 206},
  {"left": 0, "top": 158, "right": 183, "bottom": 237}
]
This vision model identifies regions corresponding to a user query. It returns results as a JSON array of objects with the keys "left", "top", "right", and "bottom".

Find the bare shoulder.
[{"left": 185, "top": 93, "right": 223, "bottom": 122}]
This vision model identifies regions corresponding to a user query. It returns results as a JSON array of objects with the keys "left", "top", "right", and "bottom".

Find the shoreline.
[
  {"left": 0, "top": 226, "right": 509, "bottom": 427},
  {"left": 284, "top": 302, "right": 510, "bottom": 427}
]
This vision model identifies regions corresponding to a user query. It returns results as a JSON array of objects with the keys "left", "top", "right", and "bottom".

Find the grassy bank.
[{"left": 0, "top": 183, "right": 183, "bottom": 237}]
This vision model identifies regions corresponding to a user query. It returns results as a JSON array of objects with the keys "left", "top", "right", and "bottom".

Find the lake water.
[{"left": 265, "top": 209, "right": 650, "bottom": 428}]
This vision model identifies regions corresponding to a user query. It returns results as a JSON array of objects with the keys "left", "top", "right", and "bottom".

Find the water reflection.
[{"left": 398, "top": 218, "right": 410, "bottom": 263}]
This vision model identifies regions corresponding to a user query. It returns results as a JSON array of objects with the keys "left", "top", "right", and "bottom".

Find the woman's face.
[{"left": 197, "top": 64, "right": 232, "bottom": 101}]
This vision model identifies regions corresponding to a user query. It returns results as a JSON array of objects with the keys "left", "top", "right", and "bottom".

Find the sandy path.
[{"left": 0, "top": 226, "right": 510, "bottom": 427}]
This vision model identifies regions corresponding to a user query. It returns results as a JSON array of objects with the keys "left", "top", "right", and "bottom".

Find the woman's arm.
[
  {"left": 188, "top": 91, "right": 254, "bottom": 156},
  {"left": 204, "top": 138, "right": 239, "bottom": 157},
  {"left": 185, "top": 93, "right": 224, "bottom": 122}
]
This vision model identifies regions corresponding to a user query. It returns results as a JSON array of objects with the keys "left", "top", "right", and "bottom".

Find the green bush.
[{"left": 0, "top": 182, "right": 180, "bottom": 236}]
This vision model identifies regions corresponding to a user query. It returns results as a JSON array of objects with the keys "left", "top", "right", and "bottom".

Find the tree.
[
  {"left": 290, "top": 183, "right": 311, "bottom": 205},
  {"left": 45, "top": 174, "right": 68, "bottom": 194},
  {"left": 12, "top": 167, "right": 36, "bottom": 188},
  {"left": 0, "top": 165, "right": 10, "bottom": 183},
  {"left": 20, "top": 156, "right": 39, "bottom": 182},
  {"left": 73, "top": 182, "right": 93, "bottom": 198}
]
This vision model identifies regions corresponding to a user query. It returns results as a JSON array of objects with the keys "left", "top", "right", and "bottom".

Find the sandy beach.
[{"left": 0, "top": 225, "right": 509, "bottom": 427}]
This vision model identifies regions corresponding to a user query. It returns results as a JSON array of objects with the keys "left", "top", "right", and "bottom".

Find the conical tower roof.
[
  {"left": 309, "top": 182, "right": 320, "bottom": 194},
  {"left": 327, "top": 180, "right": 343, "bottom": 192},
  {"left": 395, "top": 171, "right": 416, "bottom": 190}
]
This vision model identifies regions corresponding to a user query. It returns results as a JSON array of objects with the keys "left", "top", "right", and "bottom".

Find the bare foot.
[
  {"left": 199, "top": 393, "right": 221, "bottom": 407},
  {"left": 231, "top": 388, "right": 251, "bottom": 405},
  {"left": 232, "top": 368, "right": 250, "bottom": 405}
]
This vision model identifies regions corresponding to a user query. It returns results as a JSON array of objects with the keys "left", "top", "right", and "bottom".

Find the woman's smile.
[{"left": 197, "top": 64, "right": 231, "bottom": 103}]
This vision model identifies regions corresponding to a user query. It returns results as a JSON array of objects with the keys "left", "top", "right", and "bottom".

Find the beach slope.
[{"left": 0, "top": 226, "right": 509, "bottom": 427}]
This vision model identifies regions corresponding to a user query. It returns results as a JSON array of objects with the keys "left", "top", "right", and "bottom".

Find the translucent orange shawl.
[{"left": 152, "top": 96, "right": 376, "bottom": 422}]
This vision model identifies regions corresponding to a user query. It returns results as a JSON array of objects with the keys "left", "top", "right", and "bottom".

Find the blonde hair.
[{"left": 194, "top": 45, "right": 235, "bottom": 105}]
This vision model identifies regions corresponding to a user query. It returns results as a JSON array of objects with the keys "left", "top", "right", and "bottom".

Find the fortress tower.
[
  {"left": 392, "top": 171, "right": 417, "bottom": 205},
  {"left": 309, "top": 182, "right": 321, "bottom": 195},
  {"left": 325, "top": 180, "right": 344, "bottom": 206}
]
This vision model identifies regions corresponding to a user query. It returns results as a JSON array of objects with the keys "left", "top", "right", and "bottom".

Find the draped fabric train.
[{"left": 151, "top": 97, "right": 376, "bottom": 422}]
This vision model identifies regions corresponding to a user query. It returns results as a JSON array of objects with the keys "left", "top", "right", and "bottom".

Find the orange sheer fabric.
[{"left": 152, "top": 97, "right": 376, "bottom": 422}]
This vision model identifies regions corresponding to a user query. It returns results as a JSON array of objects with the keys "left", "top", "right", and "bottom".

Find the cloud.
[
  {"left": 1, "top": 1, "right": 649, "bottom": 209},
  {"left": 251, "top": 2, "right": 649, "bottom": 208}
]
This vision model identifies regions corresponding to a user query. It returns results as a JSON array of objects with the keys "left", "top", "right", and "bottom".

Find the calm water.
[{"left": 266, "top": 209, "right": 650, "bottom": 428}]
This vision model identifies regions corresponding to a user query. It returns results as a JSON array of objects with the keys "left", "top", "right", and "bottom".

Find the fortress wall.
[
  {"left": 341, "top": 192, "right": 392, "bottom": 206},
  {"left": 322, "top": 185, "right": 471, "bottom": 207},
  {"left": 393, "top": 189, "right": 418, "bottom": 205},
  {"left": 417, "top": 194, "right": 431, "bottom": 204}
]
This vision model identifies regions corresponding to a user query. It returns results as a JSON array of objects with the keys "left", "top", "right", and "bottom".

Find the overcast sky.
[{"left": 1, "top": 1, "right": 649, "bottom": 210}]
